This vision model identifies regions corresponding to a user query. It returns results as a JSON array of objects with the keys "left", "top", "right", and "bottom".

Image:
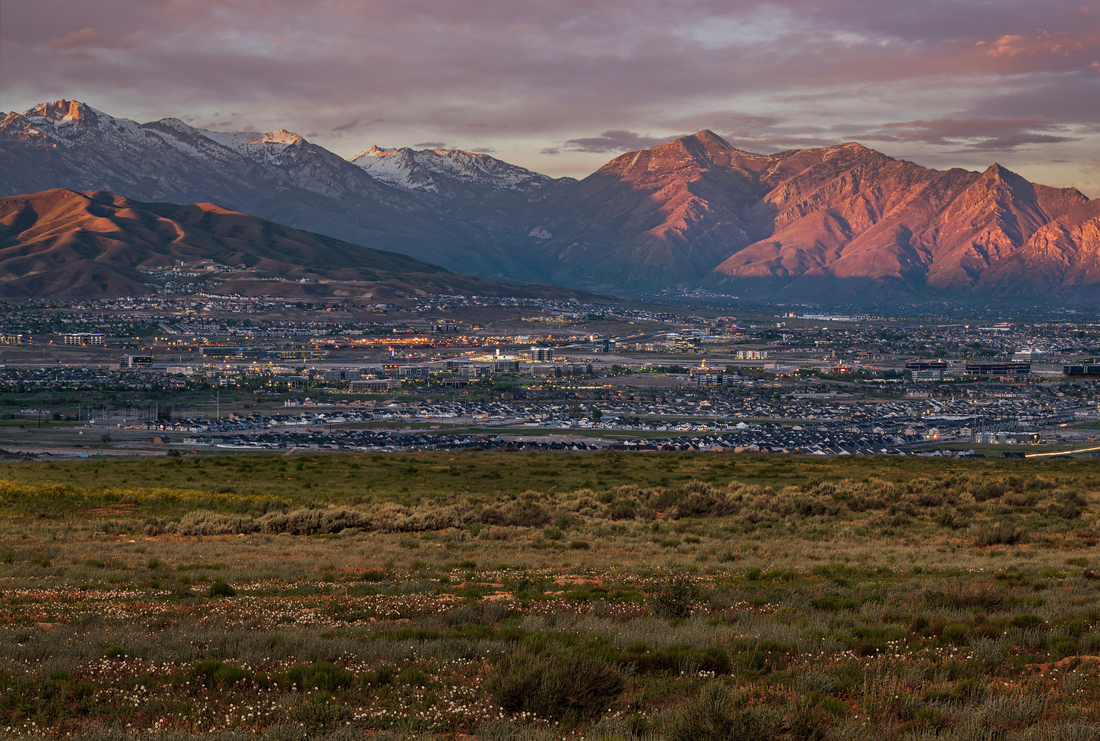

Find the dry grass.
[{"left": 0, "top": 452, "right": 1098, "bottom": 738}]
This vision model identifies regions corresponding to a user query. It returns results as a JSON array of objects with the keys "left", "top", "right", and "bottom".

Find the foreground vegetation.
[{"left": 1, "top": 451, "right": 1099, "bottom": 740}]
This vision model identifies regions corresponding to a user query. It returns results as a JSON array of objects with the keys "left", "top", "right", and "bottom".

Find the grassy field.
[{"left": 1, "top": 451, "right": 1099, "bottom": 740}]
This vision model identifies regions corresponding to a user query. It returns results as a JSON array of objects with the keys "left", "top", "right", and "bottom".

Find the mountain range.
[
  {"left": 0, "top": 189, "right": 586, "bottom": 300},
  {"left": 2, "top": 100, "right": 1097, "bottom": 305}
]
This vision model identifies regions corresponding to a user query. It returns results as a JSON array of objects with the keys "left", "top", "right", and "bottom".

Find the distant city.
[{"left": 2, "top": 293, "right": 1098, "bottom": 459}]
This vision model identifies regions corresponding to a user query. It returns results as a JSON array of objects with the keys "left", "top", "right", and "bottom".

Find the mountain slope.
[
  {"left": 0, "top": 101, "right": 532, "bottom": 278},
  {"left": 519, "top": 130, "right": 775, "bottom": 290},
  {"left": 0, "top": 189, "right": 582, "bottom": 300},
  {"left": 349, "top": 145, "right": 554, "bottom": 196},
  {"left": 3, "top": 101, "right": 1098, "bottom": 304}
]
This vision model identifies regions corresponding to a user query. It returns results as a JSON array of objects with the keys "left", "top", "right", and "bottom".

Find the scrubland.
[{"left": 1, "top": 451, "right": 1099, "bottom": 740}]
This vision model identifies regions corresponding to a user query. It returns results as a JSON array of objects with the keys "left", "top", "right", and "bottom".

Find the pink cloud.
[{"left": 0, "top": 0, "right": 1096, "bottom": 191}]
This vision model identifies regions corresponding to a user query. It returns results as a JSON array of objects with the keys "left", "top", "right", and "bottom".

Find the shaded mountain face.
[
  {"left": 517, "top": 130, "right": 779, "bottom": 290},
  {"left": 349, "top": 145, "right": 555, "bottom": 197},
  {"left": 0, "top": 189, "right": 586, "bottom": 300},
  {"left": 0, "top": 101, "right": 535, "bottom": 279},
  {"left": 2, "top": 102, "right": 1097, "bottom": 304},
  {"left": 521, "top": 130, "right": 1095, "bottom": 299}
]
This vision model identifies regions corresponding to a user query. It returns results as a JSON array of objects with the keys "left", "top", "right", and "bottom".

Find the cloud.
[
  {"left": 0, "top": 0, "right": 1096, "bottom": 190},
  {"left": 562, "top": 130, "right": 672, "bottom": 153},
  {"left": 980, "top": 30, "right": 1100, "bottom": 59},
  {"left": 971, "top": 133, "right": 1076, "bottom": 150},
  {"left": 413, "top": 141, "right": 449, "bottom": 149},
  {"left": 47, "top": 27, "right": 131, "bottom": 60},
  {"left": 49, "top": 27, "right": 124, "bottom": 51},
  {"left": 869, "top": 117, "right": 1078, "bottom": 152}
]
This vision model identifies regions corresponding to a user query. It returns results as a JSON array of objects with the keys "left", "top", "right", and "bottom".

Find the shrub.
[
  {"left": 363, "top": 666, "right": 395, "bottom": 685},
  {"left": 942, "top": 623, "right": 971, "bottom": 644},
  {"left": 606, "top": 499, "right": 637, "bottom": 520},
  {"left": 652, "top": 574, "right": 701, "bottom": 619},
  {"left": 285, "top": 662, "right": 353, "bottom": 692},
  {"left": 397, "top": 667, "right": 427, "bottom": 686},
  {"left": 809, "top": 596, "right": 861, "bottom": 612},
  {"left": 663, "top": 682, "right": 767, "bottom": 741},
  {"left": 975, "top": 522, "right": 1026, "bottom": 546},
  {"left": 507, "top": 499, "right": 551, "bottom": 527},
  {"left": 288, "top": 691, "right": 350, "bottom": 729},
  {"left": 208, "top": 578, "right": 236, "bottom": 598},
  {"left": 486, "top": 652, "right": 623, "bottom": 720},
  {"left": 924, "top": 583, "right": 1005, "bottom": 611},
  {"left": 186, "top": 658, "right": 254, "bottom": 688}
]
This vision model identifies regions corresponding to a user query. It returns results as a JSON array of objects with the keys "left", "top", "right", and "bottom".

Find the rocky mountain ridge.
[
  {"left": 0, "top": 188, "right": 586, "bottom": 300},
  {"left": 349, "top": 145, "right": 556, "bottom": 196},
  {"left": 2, "top": 101, "right": 1097, "bottom": 305}
]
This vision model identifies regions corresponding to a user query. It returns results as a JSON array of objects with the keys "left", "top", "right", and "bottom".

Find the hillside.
[
  {"left": 0, "top": 189, "right": 585, "bottom": 300},
  {"left": 3, "top": 101, "right": 1098, "bottom": 304}
]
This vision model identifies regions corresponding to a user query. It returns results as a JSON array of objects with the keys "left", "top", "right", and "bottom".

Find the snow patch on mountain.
[
  {"left": 349, "top": 146, "right": 550, "bottom": 193},
  {"left": 199, "top": 129, "right": 305, "bottom": 165}
]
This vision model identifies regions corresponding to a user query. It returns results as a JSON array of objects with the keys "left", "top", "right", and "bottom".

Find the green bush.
[
  {"left": 288, "top": 691, "right": 350, "bottom": 730},
  {"left": 207, "top": 578, "right": 236, "bottom": 598},
  {"left": 486, "top": 652, "right": 624, "bottom": 720},
  {"left": 652, "top": 574, "right": 701, "bottom": 619},
  {"left": 185, "top": 658, "right": 255, "bottom": 688},
  {"left": 975, "top": 522, "right": 1026, "bottom": 546},
  {"left": 663, "top": 682, "right": 767, "bottom": 741},
  {"left": 942, "top": 623, "right": 970, "bottom": 643},
  {"left": 363, "top": 666, "right": 395, "bottom": 685},
  {"left": 398, "top": 667, "right": 428, "bottom": 686},
  {"left": 285, "top": 662, "right": 353, "bottom": 692},
  {"left": 809, "top": 596, "right": 861, "bottom": 612}
]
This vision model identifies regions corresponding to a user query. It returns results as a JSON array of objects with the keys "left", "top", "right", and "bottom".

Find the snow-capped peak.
[
  {"left": 351, "top": 145, "right": 397, "bottom": 158},
  {"left": 4, "top": 100, "right": 147, "bottom": 150},
  {"left": 261, "top": 129, "right": 304, "bottom": 146},
  {"left": 30, "top": 100, "right": 95, "bottom": 124},
  {"left": 348, "top": 144, "right": 550, "bottom": 194}
]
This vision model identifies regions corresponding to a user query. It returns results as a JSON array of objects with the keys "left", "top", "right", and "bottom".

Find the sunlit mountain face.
[{"left": 3, "top": 102, "right": 1098, "bottom": 305}]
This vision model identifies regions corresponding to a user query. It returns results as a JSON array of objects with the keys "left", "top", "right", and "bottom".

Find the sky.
[{"left": 2, "top": 0, "right": 1098, "bottom": 196}]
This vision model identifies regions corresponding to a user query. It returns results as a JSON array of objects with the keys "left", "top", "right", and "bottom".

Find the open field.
[{"left": 1, "top": 451, "right": 1099, "bottom": 740}]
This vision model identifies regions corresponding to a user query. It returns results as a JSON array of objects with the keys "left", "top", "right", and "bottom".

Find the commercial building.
[
  {"left": 964, "top": 362, "right": 1031, "bottom": 377},
  {"left": 63, "top": 333, "right": 104, "bottom": 345},
  {"left": 1064, "top": 360, "right": 1100, "bottom": 376},
  {"left": 323, "top": 368, "right": 362, "bottom": 381},
  {"left": 1012, "top": 349, "right": 1047, "bottom": 363},
  {"left": 349, "top": 379, "right": 400, "bottom": 393},
  {"left": 119, "top": 355, "right": 154, "bottom": 368},
  {"left": 906, "top": 361, "right": 949, "bottom": 381}
]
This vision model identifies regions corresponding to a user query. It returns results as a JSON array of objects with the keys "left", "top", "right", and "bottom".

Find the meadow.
[{"left": 1, "top": 451, "right": 1099, "bottom": 740}]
